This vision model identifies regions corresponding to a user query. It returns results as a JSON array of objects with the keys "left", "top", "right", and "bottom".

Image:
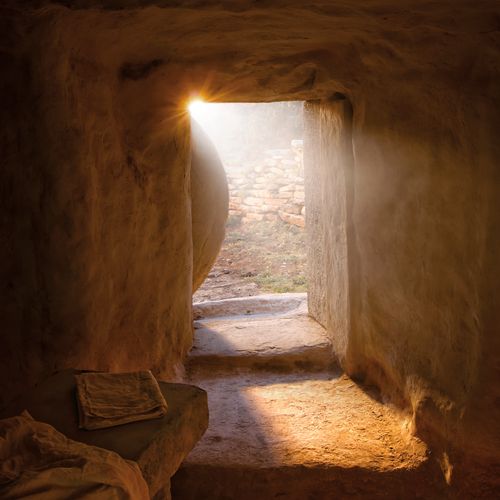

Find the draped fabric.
[{"left": 0, "top": 412, "right": 149, "bottom": 499}]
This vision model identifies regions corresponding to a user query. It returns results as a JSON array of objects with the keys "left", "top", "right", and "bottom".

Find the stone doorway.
[
  {"left": 177, "top": 98, "right": 446, "bottom": 499},
  {"left": 190, "top": 101, "right": 308, "bottom": 303}
]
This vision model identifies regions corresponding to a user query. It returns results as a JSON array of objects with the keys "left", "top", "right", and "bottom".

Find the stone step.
[
  {"left": 189, "top": 293, "right": 333, "bottom": 375},
  {"left": 193, "top": 292, "right": 307, "bottom": 320},
  {"left": 177, "top": 294, "right": 444, "bottom": 498},
  {"left": 187, "top": 313, "right": 334, "bottom": 375},
  {"left": 172, "top": 372, "right": 445, "bottom": 499}
]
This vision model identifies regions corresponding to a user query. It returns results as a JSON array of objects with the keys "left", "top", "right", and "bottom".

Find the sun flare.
[{"left": 188, "top": 98, "right": 207, "bottom": 119}]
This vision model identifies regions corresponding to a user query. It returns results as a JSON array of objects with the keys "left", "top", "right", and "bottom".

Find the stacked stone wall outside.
[{"left": 226, "top": 140, "right": 305, "bottom": 227}]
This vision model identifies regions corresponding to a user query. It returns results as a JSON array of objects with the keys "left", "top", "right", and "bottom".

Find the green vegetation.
[
  {"left": 224, "top": 219, "right": 307, "bottom": 293},
  {"left": 253, "top": 272, "right": 307, "bottom": 293}
]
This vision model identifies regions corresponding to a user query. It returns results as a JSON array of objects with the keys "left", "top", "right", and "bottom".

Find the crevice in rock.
[{"left": 119, "top": 59, "right": 164, "bottom": 81}]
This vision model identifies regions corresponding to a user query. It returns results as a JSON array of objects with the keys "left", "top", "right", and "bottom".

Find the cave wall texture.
[
  {"left": 1, "top": 0, "right": 499, "bottom": 489},
  {"left": 305, "top": 98, "right": 353, "bottom": 366}
]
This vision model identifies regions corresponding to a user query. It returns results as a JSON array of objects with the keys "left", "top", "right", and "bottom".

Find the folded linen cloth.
[{"left": 75, "top": 371, "right": 168, "bottom": 430}]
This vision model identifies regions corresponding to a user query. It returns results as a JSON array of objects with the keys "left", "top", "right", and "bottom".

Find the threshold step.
[
  {"left": 172, "top": 373, "right": 445, "bottom": 499},
  {"left": 193, "top": 293, "right": 307, "bottom": 321},
  {"left": 187, "top": 314, "right": 334, "bottom": 374}
]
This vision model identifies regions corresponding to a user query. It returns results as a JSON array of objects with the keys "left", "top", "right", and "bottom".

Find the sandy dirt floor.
[
  {"left": 173, "top": 295, "right": 443, "bottom": 500},
  {"left": 193, "top": 219, "right": 307, "bottom": 302}
]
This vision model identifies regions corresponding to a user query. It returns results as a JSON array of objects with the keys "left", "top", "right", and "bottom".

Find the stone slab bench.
[{"left": 1, "top": 369, "right": 208, "bottom": 499}]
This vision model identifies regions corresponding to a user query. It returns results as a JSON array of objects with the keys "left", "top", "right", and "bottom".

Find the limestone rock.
[
  {"left": 191, "top": 121, "right": 229, "bottom": 292},
  {"left": 279, "top": 210, "right": 305, "bottom": 228},
  {"left": 0, "top": 2, "right": 498, "bottom": 491}
]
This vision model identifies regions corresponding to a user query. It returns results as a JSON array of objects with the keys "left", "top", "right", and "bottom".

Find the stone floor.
[{"left": 172, "top": 294, "right": 445, "bottom": 499}]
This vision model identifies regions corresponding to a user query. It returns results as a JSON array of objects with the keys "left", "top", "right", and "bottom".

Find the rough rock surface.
[
  {"left": 173, "top": 295, "right": 445, "bottom": 499},
  {"left": 193, "top": 292, "right": 307, "bottom": 319},
  {"left": 226, "top": 142, "right": 305, "bottom": 227},
  {"left": 191, "top": 121, "right": 229, "bottom": 291},
  {"left": 1, "top": 0, "right": 499, "bottom": 491},
  {"left": 173, "top": 375, "right": 447, "bottom": 500},
  {"left": 305, "top": 99, "right": 353, "bottom": 368},
  {"left": 189, "top": 294, "right": 333, "bottom": 373}
]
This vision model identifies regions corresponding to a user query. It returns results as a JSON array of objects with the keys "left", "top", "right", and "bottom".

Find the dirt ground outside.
[{"left": 193, "top": 217, "right": 307, "bottom": 302}]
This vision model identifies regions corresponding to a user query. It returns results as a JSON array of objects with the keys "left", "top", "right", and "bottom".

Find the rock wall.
[
  {"left": 348, "top": 90, "right": 500, "bottom": 488},
  {"left": 306, "top": 92, "right": 500, "bottom": 489},
  {"left": 227, "top": 141, "right": 305, "bottom": 227},
  {"left": 1, "top": 1, "right": 499, "bottom": 490},
  {"left": 0, "top": 3, "right": 197, "bottom": 405},
  {"left": 305, "top": 98, "right": 353, "bottom": 365}
]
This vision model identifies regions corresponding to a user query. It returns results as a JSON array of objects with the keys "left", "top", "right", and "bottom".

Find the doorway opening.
[
  {"left": 189, "top": 101, "right": 307, "bottom": 303},
  {"left": 176, "top": 97, "right": 431, "bottom": 500}
]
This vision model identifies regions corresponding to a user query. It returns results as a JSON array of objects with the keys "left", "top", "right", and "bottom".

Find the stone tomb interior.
[{"left": 0, "top": 1, "right": 499, "bottom": 499}]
